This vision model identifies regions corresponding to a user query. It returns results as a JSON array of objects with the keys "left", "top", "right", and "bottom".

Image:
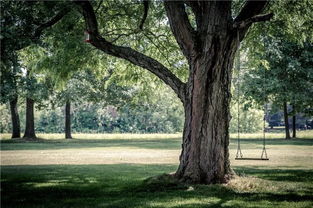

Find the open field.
[{"left": 1, "top": 131, "right": 313, "bottom": 208}]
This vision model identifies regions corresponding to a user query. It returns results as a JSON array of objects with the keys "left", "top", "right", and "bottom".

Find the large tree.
[{"left": 73, "top": 0, "right": 273, "bottom": 184}]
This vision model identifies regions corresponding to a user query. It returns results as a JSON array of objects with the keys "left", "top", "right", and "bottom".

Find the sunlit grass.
[
  {"left": 0, "top": 133, "right": 182, "bottom": 140},
  {"left": 1, "top": 132, "right": 312, "bottom": 168},
  {"left": 230, "top": 129, "right": 313, "bottom": 139}
]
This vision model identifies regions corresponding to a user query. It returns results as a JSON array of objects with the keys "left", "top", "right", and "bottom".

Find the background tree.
[
  {"left": 239, "top": 0, "right": 313, "bottom": 139},
  {"left": 242, "top": 38, "right": 313, "bottom": 139},
  {"left": 21, "top": 7, "right": 106, "bottom": 139},
  {"left": 0, "top": 54, "right": 22, "bottom": 138},
  {"left": 18, "top": 45, "right": 55, "bottom": 138},
  {"left": 0, "top": 0, "right": 70, "bottom": 138},
  {"left": 54, "top": 69, "right": 114, "bottom": 138}
]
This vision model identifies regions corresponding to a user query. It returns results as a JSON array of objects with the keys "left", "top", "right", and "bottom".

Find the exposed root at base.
[{"left": 141, "top": 171, "right": 236, "bottom": 192}]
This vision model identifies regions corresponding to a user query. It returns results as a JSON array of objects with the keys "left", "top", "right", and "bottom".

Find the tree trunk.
[
  {"left": 283, "top": 102, "right": 291, "bottom": 139},
  {"left": 9, "top": 96, "right": 21, "bottom": 138},
  {"left": 175, "top": 41, "right": 236, "bottom": 184},
  {"left": 23, "top": 98, "right": 36, "bottom": 138},
  {"left": 65, "top": 100, "right": 72, "bottom": 139}
]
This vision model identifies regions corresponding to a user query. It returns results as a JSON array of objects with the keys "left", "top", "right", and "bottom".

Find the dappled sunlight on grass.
[
  {"left": 1, "top": 133, "right": 313, "bottom": 207},
  {"left": 1, "top": 164, "right": 313, "bottom": 208}
]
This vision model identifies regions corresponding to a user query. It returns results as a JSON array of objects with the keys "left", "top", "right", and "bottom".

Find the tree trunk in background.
[
  {"left": 23, "top": 98, "right": 36, "bottom": 138},
  {"left": 65, "top": 100, "right": 72, "bottom": 139},
  {"left": 292, "top": 114, "right": 296, "bottom": 138},
  {"left": 9, "top": 96, "right": 21, "bottom": 138},
  {"left": 283, "top": 102, "right": 291, "bottom": 139}
]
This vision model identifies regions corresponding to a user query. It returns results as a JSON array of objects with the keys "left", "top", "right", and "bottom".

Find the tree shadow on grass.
[
  {"left": 233, "top": 166, "right": 313, "bottom": 182},
  {"left": 1, "top": 164, "right": 313, "bottom": 208}
]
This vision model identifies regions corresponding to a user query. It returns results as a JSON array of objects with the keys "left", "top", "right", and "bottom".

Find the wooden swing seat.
[{"left": 235, "top": 157, "right": 269, "bottom": 160}]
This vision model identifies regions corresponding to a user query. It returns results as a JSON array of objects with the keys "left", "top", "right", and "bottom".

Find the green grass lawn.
[{"left": 1, "top": 131, "right": 313, "bottom": 208}]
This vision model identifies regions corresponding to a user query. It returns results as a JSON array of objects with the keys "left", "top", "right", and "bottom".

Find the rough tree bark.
[
  {"left": 23, "top": 98, "right": 36, "bottom": 138},
  {"left": 283, "top": 102, "right": 291, "bottom": 140},
  {"left": 9, "top": 96, "right": 21, "bottom": 138},
  {"left": 65, "top": 100, "right": 72, "bottom": 139},
  {"left": 75, "top": 0, "right": 272, "bottom": 184}
]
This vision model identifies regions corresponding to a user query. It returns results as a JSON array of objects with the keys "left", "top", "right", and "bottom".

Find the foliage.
[
  {"left": 267, "top": 0, "right": 313, "bottom": 43},
  {"left": 243, "top": 0, "right": 313, "bottom": 54},
  {"left": 16, "top": 46, "right": 54, "bottom": 109},
  {"left": 96, "top": 0, "right": 188, "bottom": 82},
  {"left": 0, "top": 0, "right": 70, "bottom": 93},
  {"left": 229, "top": 102, "right": 264, "bottom": 133},
  {"left": 241, "top": 39, "right": 313, "bottom": 116},
  {"left": 0, "top": 85, "right": 184, "bottom": 134},
  {"left": 1, "top": 97, "right": 268, "bottom": 134},
  {"left": 36, "top": 9, "right": 103, "bottom": 82},
  {"left": 36, "top": 107, "right": 63, "bottom": 133},
  {"left": 0, "top": 54, "right": 22, "bottom": 103},
  {"left": 0, "top": 104, "right": 11, "bottom": 132}
]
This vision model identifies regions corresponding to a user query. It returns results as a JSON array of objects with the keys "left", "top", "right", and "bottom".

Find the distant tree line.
[{"left": 0, "top": 86, "right": 185, "bottom": 134}]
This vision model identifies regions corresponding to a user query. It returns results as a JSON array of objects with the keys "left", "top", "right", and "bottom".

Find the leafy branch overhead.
[
  {"left": 74, "top": 0, "right": 186, "bottom": 102},
  {"left": 74, "top": 0, "right": 273, "bottom": 103}
]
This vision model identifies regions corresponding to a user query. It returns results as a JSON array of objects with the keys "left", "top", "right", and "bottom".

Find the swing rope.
[
  {"left": 261, "top": 60, "right": 268, "bottom": 160},
  {"left": 235, "top": 30, "right": 243, "bottom": 159},
  {"left": 235, "top": 29, "right": 269, "bottom": 161}
]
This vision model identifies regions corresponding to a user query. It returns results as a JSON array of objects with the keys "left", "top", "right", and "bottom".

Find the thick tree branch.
[
  {"left": 139, "top": 0, "right": 149, "bottom": 30},
  {"left": 7, "top": 7, "right": 71, "bottom": 52},
  {"left": 74, "top": 0, "right": 186, "bottom": 102},
  {"left": 234, "top": 0, "right": 271, "bottom": 41},
  {"left": 235, "top": 0, "right": 270, "bottom": 22},
  {"left": 233, "top": 13, "right": 274, "bottom": 29},
  {"left": 34, "top": 7, "right": 71, "bottom": 38},
  {"left": 164, "top": 1, "right": 196, "bottom": 61}
]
